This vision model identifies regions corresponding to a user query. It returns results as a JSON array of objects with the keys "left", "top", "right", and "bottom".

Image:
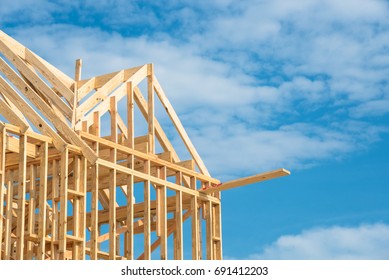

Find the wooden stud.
[
  {"left": 0, "top": 128, "right": 5, "bottom": 260},
  {"left": 147, "top": 64, "right": 155, "bottom": 154},
  {"left": 4, "top": 171, "right": 13, "bottom": 260},
  {"left": 37, "top": 142, "right": 48, "bottom": 259},
  {"left": 90, "top": 163, "right": 99, "bottom": 260},
  {"left": 109, "top": 164, "right": 117, "bottom": 259},
  {"left": 58, "top": 148, "right": 69, "bottom": 260},
  {"left": 143, "top": 160, "right": 151, "bottom": 259},
  {"left": 127, "top": 81, "right": 134, "bottom": 148},
  {"left": 159, "top": 166, "right": 167, "bottom": 260},
  {"left": 72, "top": 155, "right": 81, "bottom": 260},
  {"left": 79, "top": 157, "right": 88, "bottom": 259},
  {"left": 191, "top": 184, "right": 199, "bottom": 260},
  {"left": 205, "top": 201, "right": 213, "bottom": 260},
  {"left": 126, "top": 154, "right": 134, "bottom": 260},
  {"left": 51, "top": 160, "right": 60, "bottom": 259},
  {"left": 175, "top": 190, "right": 183, "bottom": 259},
  {"left": 16, "top": 134, "right": 27, "bottom": 259},
  {"left": 26, "top": 164, "right": 37, "bottom": 259}
]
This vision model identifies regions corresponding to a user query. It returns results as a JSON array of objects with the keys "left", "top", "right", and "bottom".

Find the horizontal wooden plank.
[{"left": 200, "top": 168, "right": 291, "bottom": 194}]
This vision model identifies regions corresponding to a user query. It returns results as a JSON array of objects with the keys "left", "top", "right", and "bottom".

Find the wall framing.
[{"left": 0, "top": 30, "right": 289, "bottom": 260}]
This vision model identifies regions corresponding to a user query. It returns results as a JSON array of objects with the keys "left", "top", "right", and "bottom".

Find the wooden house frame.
[{"left": 0, "top": 30, "right": 289, "bottom": 260}]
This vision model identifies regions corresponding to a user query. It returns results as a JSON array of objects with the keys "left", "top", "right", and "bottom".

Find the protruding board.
[{"left": 201, "top": 168, "right": 290, "bottom": 194}]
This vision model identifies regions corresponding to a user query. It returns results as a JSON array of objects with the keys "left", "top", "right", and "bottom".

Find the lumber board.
[
  {"left": 153, "top": 76, "right": 210, "bottom": 176},
  {"left": 201, "top": 168, "right": 291, "bottom": 194},
  {"left": 0, "top": 69, "right": 66, "bottom": 150},
  {"left": 25, "top": 49, "right": 74, "bottom": 103},
  {"left": 0, "top": 40, "right": 73, "bottom": 119},
  {"left": 0, "top": 58, "right": 97, "bottom": 163},
  {"left": 0, "top": 98, "right": 30, "bottom": 132},
  {"left": 0, "top": 128, "right": 5, "bottom": 260},
  {"left": 0, "top": 30, "right": 74, "bottom": 89}
]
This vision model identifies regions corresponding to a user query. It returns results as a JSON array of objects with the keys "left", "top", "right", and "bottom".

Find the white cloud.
[
  {"left": 248, "top": 224, "right": 389, "bottom": 259},
  {"left": 350, "top": 100, "right": 389, "bottom": 118}
]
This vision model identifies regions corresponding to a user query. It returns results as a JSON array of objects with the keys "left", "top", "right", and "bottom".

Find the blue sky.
[{"left": 1, "top": 0, "right": 389, "bottom": 259}]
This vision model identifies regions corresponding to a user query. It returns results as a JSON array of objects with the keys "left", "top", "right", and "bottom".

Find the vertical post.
[
  {"left": 72, "top": 59, "right": 82, "bottom": 127},
  {"left": 147, "top": 64, "right": 155, "bottom": 154},
  {"left": 72, "top": 155, "right": 81, "bottom": 260},
  {"left": 26, "top": 165, "right": 37, "bottom": 259},
  {"left": 4, "top": 171, "right": 13, "bottom": 260},
  {"left": 109, "top": 168, "right": 117, "bottom": 259},
  {"left": 110, "top": 96, "right": 118, "bottom": 143},
  {"left": 59, "top": 148, "right": 69, "bottom": 260},
  {"left": 92, "top": 111, "right": 100, "bottom": 137},
  {"left": 175, "top": 190, "right": 183, "bottom": 260},
  {"left": 0, "top": 128, "right": 5, "bottom": 260},
  {"left": 191, "top": 178, "right": 199, "bottom": 260},
  {"left": 16, "top": 134, "right": 27, "bottom": 259},
  {"left": 51, "top": 160, "right": 60, "bottom": 259},
  {"left": 109, "top": 96, "right": 118, "bottom": 259},
  {"left": 214, "top": 202, "right": 222, "bottom": 260},
  {"left": 143, "top": 160, "right": 151, "bottom": 259},
  {"left": 127, "top": 81, "right": 134, "bottom": 148},
  {"left": 159, "top": 166, "right": 167, "bottom": 260},
  {"left": 75, "top": 59, "right": 82, "bottom": 82},
  {"left": 206, "top": 201, "right": 214, "bottom": 260},
  {"left": 91, "top": 163, "right": 99, "bottom": 260},
  {"left": 198, "top": 202, "right": 203, "bottom": 259},
  {"left": 37, "top": 142, "right": 48, "bottom": 259},
  {"left": 126, "top": 81, "right": 135, "bottom": 260},
  {"left": 126, "top": 155, "right": 134, "bottom": 260},
  {"left": 79, "top": 157, "right": 87, "bottom": 259}
]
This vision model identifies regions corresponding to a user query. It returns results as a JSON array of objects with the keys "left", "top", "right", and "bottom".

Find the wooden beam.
[
  {"left": 175, "top": 190, "right": 183, "bottom": 259},
  {"left": 143, "top": 160, "right": 151, "bottom": 259},
  {"left": 159, "top": 166, "right": 167, "bottom": 260},
  {"left": 51, "top": 160, "right": 60, "bottom": 259},
  {"left": 0, "top": 58, "right": 98, "bottom": 163},
  {"left": 205, "top": 201, "right": 213, "bottom": 260},
  {"left": 25, "top": 49, "right": 74, "bottom": 103},
  {"left": 78, "top": 70, "right": 124, "bottom": 117},
  {"left": 0, "top": 30, "right": 74, "bottom": 89},
  {"left": 127, "top": 82, "right": 134, "bottom": 148},
  {"left": 26, "top": 164, "right": 37, "bottom": 259},
  {"left": 126, "top": 155, "right": 134, "bottom": 260},
  {"left": 0, "top": 97, "right": 30, "bottom": 132},
  {"left": 16, "top": 134, "right": 27, "bottom": 259},
  {"left": 201, "top": 168, "right": 290, "bottom": 194},
  {"left": 77, "top": 77, "right": 95, "bottom": 101},
  {"left": 153, "top": 76, "right": 210, "bottom": 176},
  {"left": 90, "top": 163, "right": 99, "bottom": 260},
  {"left": 58, "top": 148, "right": 69, "bottom": 260},
  {"left": 75, "top": 65, "right": 147, "bottom": 129},
  {"left": 75, "top": 59, "right": 82, "bottom": 82},
  {"left": 80, "top": 132, "right": 219, "bottom": 185},
  {"left": 0, "top": 69, "right": 66, "bottom": 150},
  {"left": 147, "top": 64, "right": 155, "bottom": 153},
  {"left": 0, "top": 40, "right": 73, "bottom": 119},
  {"left": 0, "top": 128, "right": 5, "bottom": 260},
  {"left": 4, "top": 171, "right": 13, "bottom": 259},
  {"left": 37, "top": 142, "right": 48, "bottom": 259}
]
